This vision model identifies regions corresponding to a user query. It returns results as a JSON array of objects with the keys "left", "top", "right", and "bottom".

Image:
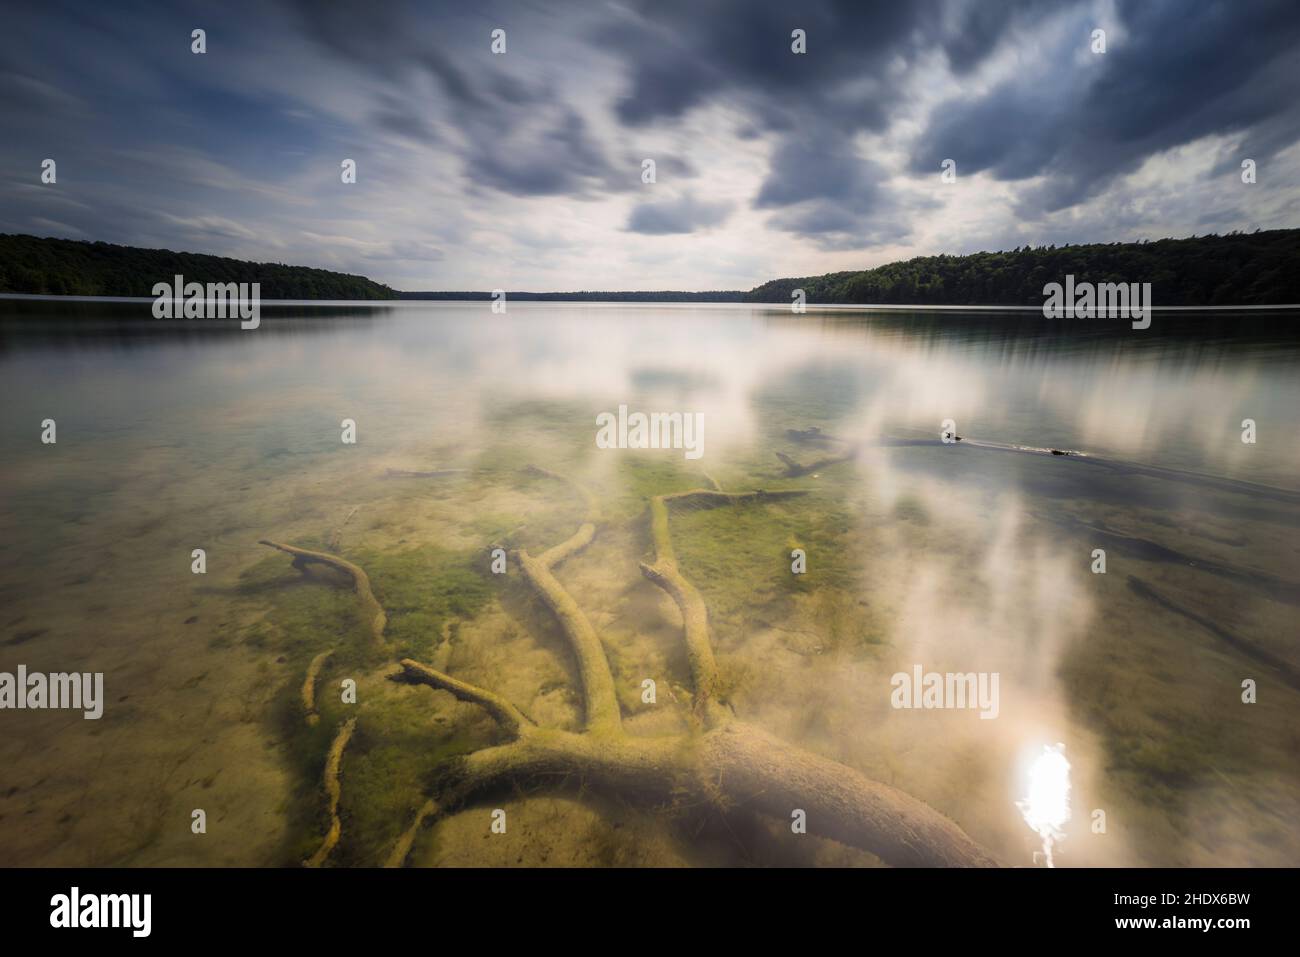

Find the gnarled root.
[
  {"left": 385, "top": 798, "right": 439, "bottom": 868},
  {"left": 777, "top": 427, "right": 861, "bottom": 476},
  {"left": 510, "top": 468, "right": 621, "bottom": 734},
  {"left": 260, "top": 540, "right": 387, "bottom": 648},
  {"left": 390, "top": 659, "right": 535, "bottom": 736},
  {"left": 304, "top": 716, "right": 357, "bottom": 868},
  {"left": 395, "top": 700, "right": 995, "bottom": 867},
  {"left": 266, "top": 465, "right": 995, "bottom": 870},
  {"left": 776, "top": 449, "right": 858, "bottom": 477},
  {"left": 640, "top": 488, "right": 807, "bottom": 727},
  {"left": 301, "top": 650, "right": 334, "bottom": 726}
]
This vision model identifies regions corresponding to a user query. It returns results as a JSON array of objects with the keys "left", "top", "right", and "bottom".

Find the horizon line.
[{"left": 5, "top": 293, "right": 1300, "bottom": 311}]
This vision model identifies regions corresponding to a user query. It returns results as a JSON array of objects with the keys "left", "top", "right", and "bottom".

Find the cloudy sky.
[{"left": 3, "top": 0, "right": 1299, "bottom": 291}]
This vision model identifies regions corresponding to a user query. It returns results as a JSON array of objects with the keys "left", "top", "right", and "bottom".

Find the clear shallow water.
[{"left": 1, "top": 300, "right": 1297, "bottom": 867}]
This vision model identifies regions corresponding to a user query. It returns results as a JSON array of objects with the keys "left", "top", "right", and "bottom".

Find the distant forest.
[
  {"left": 745, "top": 230, "right": 1300, "bottom": 306},
  {"left": 0, "top": 234, "right": 397, "bottom": 300},
  {"left": 4, "top": 229, "right": 1298, "bottom": 306},
  {"left": 397, "top": 290, "right": 745, "bottom": 301}
]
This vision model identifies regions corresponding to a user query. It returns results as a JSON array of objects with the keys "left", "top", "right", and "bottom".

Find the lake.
[{"left": 1, "top": 299, "right": 1297, "bottom": 867}]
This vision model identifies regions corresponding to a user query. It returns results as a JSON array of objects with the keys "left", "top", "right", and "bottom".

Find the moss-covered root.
[
  {"left": 641, "top": 488, "right": 808, "bottom": 728},
  {"left": 522, "top": 464, "right": 599, "bottom": 568},
  {"left": 391, "top": 653, "right": 997, "bottom": 865},
  {"left": 408, "top": 721, "right": 997, "bottom": 867},
  {"left": 259, "top": 539, "right": 388, "bottom": 648},
  {"left": 391, "top": 659, "right": 534, "bottom": 737},
  {"left": 304, "top": 716, "right": 357, "bottom": 868},
  {"left": 383, "top": 657, "right": 540, "bottom": 867},
  {"left": 384, "top": 798, "right": 439, "bottom": 868},
  {"left": 516, "top": 549, "right": 621, "bottom": 734},
  {"left": 512, "top": 466, "right": 621, "bottom": 735},
  {"left": 301, "top": 650, "right": 335, "bottom": 726}
]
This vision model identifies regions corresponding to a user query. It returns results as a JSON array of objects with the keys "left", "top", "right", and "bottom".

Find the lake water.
[{"left": 1, "top": 299, "right": 1297, "bottom": 867}]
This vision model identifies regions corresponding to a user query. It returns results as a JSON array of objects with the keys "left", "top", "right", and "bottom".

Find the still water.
[{"left": 1, "top": 300, "right": 1297, "bottom": 866}]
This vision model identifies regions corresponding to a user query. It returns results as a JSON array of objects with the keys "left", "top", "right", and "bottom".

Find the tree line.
[
  {"left": 5, "top": 229, "right": 1297, "bottom": 306},
  {"left": 744, "top": 230, "right": 1300, "bottom": 306},
  {"left": 0, "top": 234, "right": 398, "bottom": 300},
  {"left": 396, "top": 290, "right": 745, "bottom": 301}
]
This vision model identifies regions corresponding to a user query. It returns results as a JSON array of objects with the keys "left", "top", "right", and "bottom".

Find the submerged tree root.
[
  {"left": 776, "top": 449, "right": 859, "bottom": 477},
  {"left": 301, "top": 650, "right": 334, "bottom": 726},
  {"left": 304, "top": 716, "right": 357, "bottom": 868},
  {"left": 385, "top": 798, "right": 439, "bottom": 868},
  {"left": 512, "top": 466, "right": 619, "bottom": 734},
  {"left": 774, "top": 447, "right": 857, "bottom": 478},
  {"left": 259, "top": 539, "right": 387, "bottom": 648},
  {"left": 395, "top": 719, "right": 995, "bottom": 867},
  {"left": 262, "top": 467, "right": 995, "bottom": 868},
  {"left": 777, "top": 426, "right": 863, "bottom": 476}
]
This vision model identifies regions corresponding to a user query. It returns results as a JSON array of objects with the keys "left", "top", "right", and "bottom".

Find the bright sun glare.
[{"left": 1018, "top": 743, "right": 1072, "bottom": 868}]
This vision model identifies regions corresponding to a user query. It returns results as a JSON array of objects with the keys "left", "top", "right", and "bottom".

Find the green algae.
[
  {"left": 238, "top": 551, "right": 367, "bottom": 664},
  {"left": 239, "top": 540, "right": 498, "bottom": 864},
  {"left": 665, "top": 492, "right": 878, "bottom": 655},
  {"left": 356, "top": 546, "right": 494, "bottom": 661}
]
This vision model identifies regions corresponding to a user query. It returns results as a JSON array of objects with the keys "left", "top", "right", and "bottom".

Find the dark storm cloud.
[
  {"left": 474, "top": 111, "right": 615, "bottom": 198},
  {"left": 593, "top": 0, "right": 1057, "bottom": 244},
  {"left": 598, "top": 0, "right": 949, "bottom": 131},
  {"left": 940, "top": 0, "right": 1060, "bottom": 74},
  {"left": 755, "top": 134, "right": 882, "bottom": 208},
  {"left": 913, "top": 0, "right": 1300, "bottom": 212},
  {"left": 278, "top": 0, "right": 625, "bottom": 198},
  {"left": 754, "top": 131, "right": 920, "bottom": 248},
  {"left": 626, "top": 193, "right": 733, "bottom": 235},
  {"left": 3, "top": 0, "right": 1299, "bottom": 280},
  {"left": 600, "top": 0, "right": 1300, "bottom": 239}
]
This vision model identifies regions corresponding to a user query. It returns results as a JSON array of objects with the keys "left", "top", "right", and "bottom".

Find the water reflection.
[{"left": 1, "top": 300, "right": 1296, "bottom": 867}]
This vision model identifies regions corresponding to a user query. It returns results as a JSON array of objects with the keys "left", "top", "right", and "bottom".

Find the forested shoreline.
[
  {"left": 0, "top": 234, "right": 398, "bottom": 300},
  {"left": 744, "top": 230, "right": 1300, "bottom": 306},
  {"left": 4, "top": 229, "right": 1298, "bottom": 305}
]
